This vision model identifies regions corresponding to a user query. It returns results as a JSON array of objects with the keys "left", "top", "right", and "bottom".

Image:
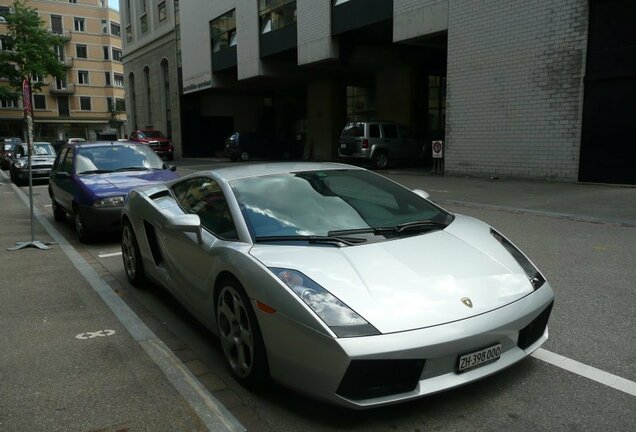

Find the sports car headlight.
[
  {"left": 93, "top": 196, "right": 125, "bottom": 208},
  {"left": 14, "top": 160, "right": 27, "bottom": 169},
  {"left": 491, "top": 228, "right": 545, "bottom": 290},
  {"left": 271, "top": 268, "right": 380, "bottom": 338}
]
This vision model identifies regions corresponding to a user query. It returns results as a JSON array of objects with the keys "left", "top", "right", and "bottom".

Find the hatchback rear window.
[{"left": 342, "top": 124, "right": 364, "bottom": 137}]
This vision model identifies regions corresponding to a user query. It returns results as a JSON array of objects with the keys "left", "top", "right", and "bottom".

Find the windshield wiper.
[
  {"left": 329, "top": 220, "right": 448, "bottom": 237},
  {"left": 254, "top": 235, "right": 367, "bottom": 247},
  {"left": 79, "top": 169, "right": 113, "bottom": 174},
  {"left": 112, "top": 166, "right": 150, "bottom": 172}
]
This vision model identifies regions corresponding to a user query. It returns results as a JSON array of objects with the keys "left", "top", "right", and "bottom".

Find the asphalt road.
[{"left": 12, "top": 163, "right": 636, "bottom": 432}]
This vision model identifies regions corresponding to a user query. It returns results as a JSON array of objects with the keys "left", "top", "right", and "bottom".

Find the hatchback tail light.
[{"left": 361, "top": 139, "right": 369, "bottom": 149}]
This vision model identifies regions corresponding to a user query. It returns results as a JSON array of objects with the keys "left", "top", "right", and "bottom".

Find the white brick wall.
[
  {"left": 445, "top": 0, "right": 588, "bottom": 180},
  {"left": 394, "top": 0, "right": 448, "bottom": 42},
  {"left": 297, "top": 0, "right": 338, "bottom": 65}
]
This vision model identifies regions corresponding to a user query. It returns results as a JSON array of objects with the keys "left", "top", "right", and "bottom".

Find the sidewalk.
[{"left": 0, "top": 178, "right": 243, "bottom": 431}]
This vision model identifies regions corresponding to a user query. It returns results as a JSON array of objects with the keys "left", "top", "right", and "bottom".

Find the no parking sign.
[{"left": 432, "top": 140, "right": 443, "bottom": 158}]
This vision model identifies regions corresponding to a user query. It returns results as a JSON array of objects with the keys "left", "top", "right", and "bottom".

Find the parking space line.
[
  {"left": 98, "top": 251, "right": 122, "bottom": 258},
  {"left": 532, "top": 348, "right": 636, "bottom": 397}
]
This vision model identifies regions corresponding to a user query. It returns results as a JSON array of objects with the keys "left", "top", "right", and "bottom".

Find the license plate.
[{"left": 457, "top": 343, "right": 502, "bottom": 373}]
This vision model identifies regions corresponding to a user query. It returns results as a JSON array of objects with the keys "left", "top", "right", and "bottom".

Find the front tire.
[
  {"left": 121, "top": 220, "right": 146, "bottom": 287},
  {"left": 73, "top": 205, "right": 92, "bottom": 243},
  {"left": 216, "top": 279, "right": 268, "bottom": 388},
  {"left": 240, "top": 151, "right": 250, "bottom": 161}
]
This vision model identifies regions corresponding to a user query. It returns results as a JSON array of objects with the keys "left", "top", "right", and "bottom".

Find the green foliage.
[{"left": 0, "top": 0, "right": 66, "bottom": 100}]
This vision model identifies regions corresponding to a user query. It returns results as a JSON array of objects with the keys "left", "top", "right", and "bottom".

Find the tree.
[{"left": 0, "top": 0, "right": 66, "bottom": 101}]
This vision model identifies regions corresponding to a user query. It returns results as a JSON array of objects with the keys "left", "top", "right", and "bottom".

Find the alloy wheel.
[
  {"left": 217, "top": 285, "right": 254, "bottom": 378},
  {"left": 121, "top": 224, "right": 136, "bottom": 281}
]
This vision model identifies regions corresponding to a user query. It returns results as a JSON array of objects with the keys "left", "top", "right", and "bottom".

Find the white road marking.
[
  {"left": 532, "top": 348, "right": 636, "bottom": 397},
  {"left": 76, "top": 329, "right": 116, "bottom": 339},
  {"left": 43, "top": 204, "right": 52, "bottom": 207},
  {"left": 98, "top": 251, "right": 122, "bottom": 258}
]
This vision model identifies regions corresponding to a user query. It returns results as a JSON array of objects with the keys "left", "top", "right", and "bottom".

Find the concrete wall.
[
  {"left": 199, "top": 94, "right": 262, "bottom": 133},
  {"left": 297, "top": 0, "right": 338, "bottom": 65},
  {"left": 307, "top": 81, "right": 342, "bottom": 161},
  {"left": 445, "top": 0, "right": 588, "bottom": 180},
  {"left": 375, "top": 67, "right": 413, "bottom": 126}
]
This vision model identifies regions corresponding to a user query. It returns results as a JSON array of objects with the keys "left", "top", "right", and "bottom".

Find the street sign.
[
  {"left": 22, "top": 79, "right": 31, "bottom": 113},
  {"left": 432, "top": 140, "right": 443, "bottom": 159}
]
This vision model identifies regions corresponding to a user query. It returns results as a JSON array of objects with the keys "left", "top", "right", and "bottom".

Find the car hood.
[
  {"left": 79, "top": 170, "right": 178, "bottom": 197},
  {"left": 16, "top": 156, "right": 56, "bottom": 165},
  {"left": 249, "top": 215, "right": 535, "bottom": 334}
]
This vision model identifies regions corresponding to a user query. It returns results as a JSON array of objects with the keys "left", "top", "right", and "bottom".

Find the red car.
[{"left": 128, "top": 129, "right": 174, "bottom": 161}]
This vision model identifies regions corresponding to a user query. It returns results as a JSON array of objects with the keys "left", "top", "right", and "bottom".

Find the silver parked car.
[
  {"left": 121, "top": 162, "right": 554, "bottom": 409},
  {"left": 338, "top": 121, "right": 427, "bottom": 169},
  {"left": 10, "top": 142, "right": 56, "bottom": 186}
]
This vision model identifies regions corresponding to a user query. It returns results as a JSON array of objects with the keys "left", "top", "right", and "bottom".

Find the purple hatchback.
[{"left": 48, "top": 141, "right": 179, "bottom": 242}]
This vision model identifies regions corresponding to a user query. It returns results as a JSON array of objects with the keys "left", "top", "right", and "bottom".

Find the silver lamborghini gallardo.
[{"left": 121, "top": 162, "right": 554, "bottom": 409}]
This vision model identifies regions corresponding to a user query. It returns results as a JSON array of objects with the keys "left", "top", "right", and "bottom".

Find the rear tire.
[
  {"left": 121, "top": 220, "right": 147, "bottom": 287},
  {"left": 373, "top": 151, "right": 389, "bottom": 169},
  {"left": 216, "top": 278, "right": 268, "bottom": 388}
]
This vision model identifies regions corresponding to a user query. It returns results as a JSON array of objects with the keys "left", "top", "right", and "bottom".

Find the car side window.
[
  {"left": 53, "top": 148, "right": 68, "bottom": 170},
  {"left": 171, "top": 177, "right": 239, "bottom": 240},
  {"left": 61, "top": 148, "right": 74, "bottom": 174},
  {"left": 382, "top": 124, "right": 398, "bottom": 139},
  {"left": 129, "top": 132, "right": 137, "bottom": 139},
  {"left": 369, "top": 124, "right": 380, "bottom": 138}
]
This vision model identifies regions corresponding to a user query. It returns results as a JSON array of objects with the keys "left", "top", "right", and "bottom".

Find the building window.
[
  {"left": 74, "top": 17, "right": 85, "bottom": 32},
  {"left": 105, "top": 72, "right": 111, "bottom": 86},
  {"left": 103, "top": 46, "right": 109, "bottom": 60},
  {"left": 428, "top": 76, "right": 446, "bottom": 134},
  {"left": 51, "top": 15, "right": 63, "bottom": 34},
  {"left": 346, "top": 86, "right": 375, "bottom": 122},
  {"left": 158, "top": 2, "right": 167, "bottom": 21},
  {"left": 161, "top": 59, "right": 172, "bottom": 137},
  {"left": 210, "top": 10, "right": 236, "bottom": 53},
  {"left": 259, "top": 0, "right": 296, "bottom": 34},
  {"left": 112, "top": 48, "right": 122, "bottom": 62},
  {"left": 80, "top": 96, "right": 91, "bottom": 111},
  {"left": 125, "top": 0, "right": 131, "bottom": 24},
  {"left": 0, "top": 36, "right": 13, "bottom": 51},
  {"left": 129, "top": 72, "right": 137, "bottom": 129},
  {"left": 69, "top": 0, "right": 77, "bottom": 4},
  {"left": 31, "top": 75, "right": 44, "bottom": 83},
  {"left": 78, "top": 70, "right": 89, "bottom": 85},
  {"left": 144, "top": 66, "right": 152, "bottom": 122},
  {"left": 0, "top": 6, "right": 10, "bottom": 19},
  {"left": 126, "top": 26, "right": 132, "bottom": 43},
  {"left": 106, "top": 96, "right": 113, "bottom": 112},
  {"left": 140, "top": 14, "right": 148, "bottom": 33},
  {"left": 33, "top": 95, "right": 46, "bottom": 110},
  {"left": 114, "top": 73, "right": 124, "bottom": 87},
  {"left": 101, "top": 19, "right": 108, "bottom": 34},
  {"left": 76, "top": 44, "right": 87, "bottom": 59},
  {"left": 115, "top": 98, "right": 126, "bottom": 112},
  {"left": 110, "top": 22, "right": 121, "bottom": 37},
  {"left": 0, "top": 98, "right": 18, "bottom": 108}
]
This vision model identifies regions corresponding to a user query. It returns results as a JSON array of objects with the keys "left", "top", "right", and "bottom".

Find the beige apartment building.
[{"left": 0, "top": 0, "right": 125, "bottom": 143}]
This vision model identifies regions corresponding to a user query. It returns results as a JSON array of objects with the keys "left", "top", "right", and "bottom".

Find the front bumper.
[
  {"left": 78, "top": 204, "right": 123, "bottom": 232},
  {"left": 14, "top": 168, "right": 52, "bottom": 181},
  {"left": 261, "top": 282, "right": 555, "bottom": 409}
]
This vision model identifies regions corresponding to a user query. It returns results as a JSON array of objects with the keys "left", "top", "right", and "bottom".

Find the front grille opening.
[
  {"left": 518, "top": 301, "right": 554, "bottom": 350},
  {"left": 143, "top": 220, "right": 163, "bottom": 266},
  {"left": 336, "top": 359, "right": 425, "bottom": 400}
]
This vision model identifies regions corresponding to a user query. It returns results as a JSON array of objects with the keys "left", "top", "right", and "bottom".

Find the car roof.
[
  {"left": 66, "top": 140, "right": 139, "bottom": 148},
  {"left": 201, "top": 162, "right": 364, "bottom": 182}
]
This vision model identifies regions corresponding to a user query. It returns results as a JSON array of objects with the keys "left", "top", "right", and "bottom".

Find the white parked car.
[{"left": 121, "top": 162, "right": 554, "bottom": 409}]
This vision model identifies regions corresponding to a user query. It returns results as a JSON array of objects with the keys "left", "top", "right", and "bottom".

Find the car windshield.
[
  {"left": 3, "top": 143, "right": 18, "bottom": 151},
  {"left": 76, "top": 144, "right": 164, "bottom": 174},
  {"left": 21, "top": 143, "right": 55, "bottom": 156},
  {"left": 230, "top": 169, "right": 451, "bottom": 239},
  {"left": 140, "top": 130, "right": 165, "bottom": 138}
]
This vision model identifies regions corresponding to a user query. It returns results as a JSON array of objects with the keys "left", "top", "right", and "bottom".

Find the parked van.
[{"left": 338, "top": 121, "right": 428, "bottom": 169}]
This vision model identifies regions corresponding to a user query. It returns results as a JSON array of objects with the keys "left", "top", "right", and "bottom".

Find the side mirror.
[
  {"left": 166, "top": 214, "right": 202, "bottom": 243},
  {"left": 412, "top": 189, "right": 430, "bottom": 199},
  {"left": 162, "top": 163, "right": 177, "bottom": 172}
]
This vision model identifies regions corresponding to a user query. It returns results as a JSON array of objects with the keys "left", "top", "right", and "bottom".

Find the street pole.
[{"left": 8, "top": 79, "right": 56, "bottom": 251}]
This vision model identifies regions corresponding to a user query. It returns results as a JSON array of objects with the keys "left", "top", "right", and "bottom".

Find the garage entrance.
[{"left": 579, "top": 0, "right": 636, "bottom": 184}]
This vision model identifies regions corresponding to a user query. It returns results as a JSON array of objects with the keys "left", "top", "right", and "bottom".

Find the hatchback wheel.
[
  {"left": 240, "top": 151, "right": 250, "bottom": 161},
  {"left": 74, "top": 206, "right": 92, "bottom": 243},
  {"left": 217, "top": 280, "right": 268, "bottom": 387},
  {"left": 121, "top": 221, "right": 146, "bottom": 287}
]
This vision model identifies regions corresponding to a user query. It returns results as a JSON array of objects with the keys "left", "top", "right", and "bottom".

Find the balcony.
[
  {"left": 49, "top": 84, "right": 75, "bottom": 95},
  {"left": 50, "top": 29, "right": 72, "bottom": 41},
  {"left": 60, "top": 57, "right": 74, "bottom": 68},
  {"left": 332, "top": 0, "right": 393, "bottom": 35}
]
